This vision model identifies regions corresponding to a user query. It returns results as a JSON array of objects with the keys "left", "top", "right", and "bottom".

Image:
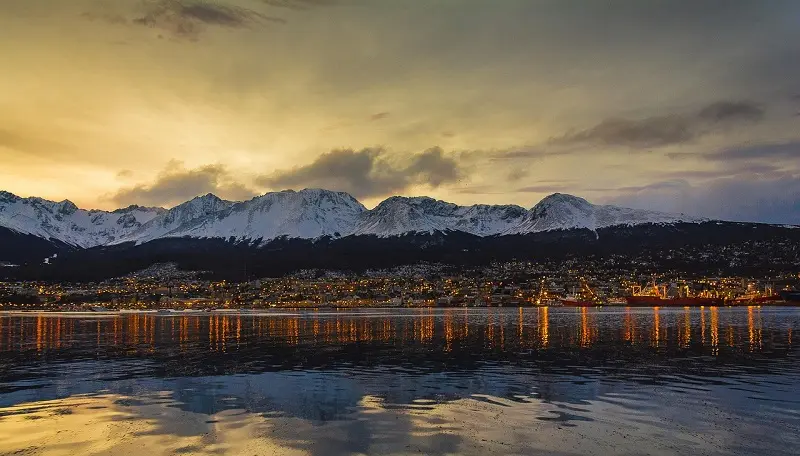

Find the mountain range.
[
  {"left": 0, "top": 188, "right": 703, "bottom": 249},
  {"left": 3, "top": 188, "right": 799, "bottom": 280}
]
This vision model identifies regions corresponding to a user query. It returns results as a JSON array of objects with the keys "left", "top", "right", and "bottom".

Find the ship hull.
[
  {"left": 731, "top": 295, "right": 782, "bottom": 305},
  {"left": 625, "top": 296, "right": 724, "bottom": 307},
  {"left": 560, "top": 299, "right": 598, "bottom": 307}
]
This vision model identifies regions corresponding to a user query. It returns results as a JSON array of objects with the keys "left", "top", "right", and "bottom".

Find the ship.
[
  {"left": 730, "top": 285, "right": 781, "bottom": 305},
  {"left": 559, "top": 278, "right": 604, "bottom": 307},
  {"left": 560, "top": 296, "right": 599, "bottom": 307},
  {"left": 625, "top": 281, "right": 723, "bottom": 307}
]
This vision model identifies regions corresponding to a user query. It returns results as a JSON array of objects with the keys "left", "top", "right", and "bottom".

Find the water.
[{"left": 0, "top": 307, "right": 798, "bottom": 455}]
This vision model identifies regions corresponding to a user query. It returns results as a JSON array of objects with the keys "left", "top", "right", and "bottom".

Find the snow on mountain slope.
[
  {"left": 451, "top": 204, "right": 530, "bottom": 235},
  {"left": 352, "top": 196, "right": 528, "bottom": 236},
  {"left": 506, "top": 193, "right": 704, "bottom": 234},
  {"left": 0, "top": 189, "right": 707, "bottom": 247},
  {"left": 113, "top": 193, "right": 234, "bottom": 245},
  {"left": 162, "top": 189, "right": 366, "bottom": 243},
  {"left": 0, "top": 191, "right": 163, "bottom": 248}
]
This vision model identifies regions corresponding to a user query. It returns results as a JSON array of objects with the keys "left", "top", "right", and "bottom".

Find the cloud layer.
[
  {"left": 258, "top": 147, "right": 461, "bottom": 199},
  {"left": 132, "top": 0, "right": 281, "bottom": 38},
  {"left": 110, "top": 161, "right": 257, "bottom": 207},
  {"left": 607, "top": 173, "right": 800, "bottom": 225},
  {"left": 554, "top": 101, "right": 765, "bottom": 148},
  {"left": 1, "top": 1, "right": 799, "bottom": 222}
]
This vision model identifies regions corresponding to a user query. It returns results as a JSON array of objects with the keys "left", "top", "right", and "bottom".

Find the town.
[{"left": 2, "top": 261, "right": 798, "bottom": 311}]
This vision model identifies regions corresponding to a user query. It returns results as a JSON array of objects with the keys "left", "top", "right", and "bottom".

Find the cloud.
[
  {"left": 668, "top": 141, "right": 800, "bottom": 162},
  {"left": 489, "top": 147, "right": 550, "bottom": 161},
  {"left": 558, "top": 116, "right": 694, "bottom": 148},
  {"left": 0, "top": 128, "right": 70, "bottom": 156},
  {"left": 661, "top": 163, "right": 781, "bottom": 179},
  {"left": 370, "top": 112, "right": 390, "bottom": 121},
  {"left": 257, "top": 147, "right": 462, "bottom": 198},
  {"left": 555, "top": 100, "right": 765, "bottom": 148},
  {"left": 697, "top": 101, "right": 764, "bottom": 123},
  {"left": 109, "top": 160, "right": 258, "bottom": 207},
  {"left": 604, "top": 173, "right": 800, "bottom": 225},
  {"left": 260, "top": 0, "right": 337, "bottom": 10},
  {"left": 506, "top": 168, "right": 528, "bottom": 181},
  {"left": 132, "top": 1, "right": 284, "bottom": 38},
  {"left": 708, "top": 141, "right": 800, "bottom": 161},
  {"left": 81, "top": 1, "right": 288, "bottom": 39}
]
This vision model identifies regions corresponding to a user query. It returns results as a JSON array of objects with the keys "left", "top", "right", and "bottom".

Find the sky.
[{"left": 1, "top": 0, "right": 799, "bottom": 223}]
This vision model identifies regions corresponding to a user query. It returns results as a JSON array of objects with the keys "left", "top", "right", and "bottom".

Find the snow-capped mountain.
[
  {"left": 353, "top": 197, "right": 528, "bottom": 236},
  {"left": 0, "top": 190, "right": 164, "bottom": 248},
  {"left": 140, "top": 189, "right": 366, "bottom": 243},
  {"left": 113, "top": 193, "right": 234, "bottom": 245},
  {"left": 506, "top": 193, "right": 703, "bottom": 234},
  {"left": 0, "top": 189, "right": 705, "bottom": 249}
]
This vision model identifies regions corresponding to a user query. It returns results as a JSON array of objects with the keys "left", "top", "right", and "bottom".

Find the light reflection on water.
[{"left": 0, "top": 307, "right": 798, "bottom": 455}]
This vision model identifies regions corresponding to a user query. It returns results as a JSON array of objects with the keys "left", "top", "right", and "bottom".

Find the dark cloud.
[
  {"left": 660, "top": 163, "right": 782, "bottom": 179},
  {"left": 109, "top": 160, "right": 257, "bottom": 207},
  {"left": 697, "top": 101, "right": 764, "bottom": 123},
  {"left": 708, "top": 141, "right": 800, "bottom": 161},
  {"left": 606, "top": 173, "right": 800, "bottom": 225},
  {"left": 668, "top": 141, "right": 800, "bottom": 161},
  {"left": 557, "top": 116, "right": 694, "bottom": 148},
  {"left": 370, "top": 112, "right": 390, "bottom": 121},
  {"left": 180, "top": 3, "right": 256, "bottom": 26},
  {"left": 555, "top": 100, "right": 765, "bottom": 148},
  {"left": 404, "top": 147, "right": 459, "bottom": 186},
  {"left": 82, "top": 1, "right": 289, "bottom": 39},
  {"left": 132, "top": 1, "right": 284, "bottom": 38},
  {"left": 257, "top": 147, "right": 462, "bottom": 198}
]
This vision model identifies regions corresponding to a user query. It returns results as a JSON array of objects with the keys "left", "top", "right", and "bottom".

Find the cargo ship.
[{"left": 625, "top": 281, "right": 723, "bottom": 307}]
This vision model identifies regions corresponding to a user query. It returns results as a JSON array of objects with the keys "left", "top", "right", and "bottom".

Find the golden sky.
[{"left": 1, "top": 1, "right": 799, "bottom": 222}]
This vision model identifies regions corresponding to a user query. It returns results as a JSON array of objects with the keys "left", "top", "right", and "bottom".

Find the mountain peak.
[
  {"left": 56, "top": 200, "right": 79, "bottom": 215},
  {"left": 0, "top": 190, "right": 21, "bottom": 202},
  {"left": 534, "top": 193, "right": 592, "bottom": 210},
  {"left": 194, "top": 193, "right": 223, "bottom": 202}
]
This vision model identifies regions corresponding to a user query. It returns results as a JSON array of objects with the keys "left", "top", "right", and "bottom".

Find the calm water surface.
[{"left": 0, "top": 307, "right": 798, "bottom": 455}]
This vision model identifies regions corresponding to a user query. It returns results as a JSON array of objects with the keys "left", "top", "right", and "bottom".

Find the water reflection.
[
  {"left": 2, "top": 307, "right": 793, "bottom": 357},
  {"left": 0, "top": 307, "right": 798, "bottom": 456}
]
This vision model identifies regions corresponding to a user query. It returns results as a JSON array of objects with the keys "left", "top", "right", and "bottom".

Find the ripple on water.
[{"left": 0, "top": 307, "right": 798, "bottom": 455}]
